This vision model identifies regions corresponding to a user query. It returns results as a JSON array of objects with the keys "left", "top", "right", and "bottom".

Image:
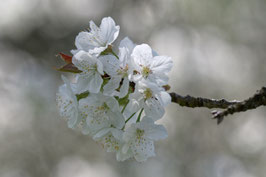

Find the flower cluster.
[{"left": 56, "top": 17, "right": 173, "bottom": 162}]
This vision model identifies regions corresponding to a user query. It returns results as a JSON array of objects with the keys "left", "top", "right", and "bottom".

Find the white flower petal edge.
[
  {"left": 93, "top": 127, "right": 132, "bottom": 161},
  {"left": 72, "top": 51, "right": 103, "bottom": 94},
  {"left": 131, "top": 44, "right": 173, "bottom": 86},
  {"left": 72, "top": 17, "right": 120, "bottom": 56},
  {"left": 56, "top": 75, "right": 80, "bottom": 129},
  {"left": 126, "top": 80, "right": 171, "bottom": 120},
  {"left": 78, "top": 93, "right": 125, "bottom": 136},
  {"left": 99, "top": 37, "right": 135, "bottom": 98},
  {"left": 122, "top": 116, "right": 167, "bottom": 162}
]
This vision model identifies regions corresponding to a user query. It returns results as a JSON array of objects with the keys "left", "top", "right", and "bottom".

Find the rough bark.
[{"left": 170, "top": 87, "right": 266, "bottom": 124}]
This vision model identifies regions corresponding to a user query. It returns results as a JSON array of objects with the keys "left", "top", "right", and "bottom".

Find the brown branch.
[
  {"left": 212, "top": 87, "right": 266, "bottom": 124},
  {"left": 170, "top": 87, "right": 266, "bottom": 124},
  {"left": 169, "top": 92, "right": 239, "bottom": 109}
]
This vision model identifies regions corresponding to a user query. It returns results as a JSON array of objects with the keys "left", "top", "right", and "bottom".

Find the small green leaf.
[{"left": 56, "top": 63, "right": 82, "bottom": 73}]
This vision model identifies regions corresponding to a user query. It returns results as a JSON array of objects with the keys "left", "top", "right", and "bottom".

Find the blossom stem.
[
  {"left": 125, "top": 112, "right": 136, "bottom": 124},
  {"left": 136, "top": 108, "right": 144, "bottom": 122},
  {"left": 110, "top": 50, "right": 119, "bottom": 59},
  {"left": 121, "top": 100, "right": 129, "bottom": 114}
]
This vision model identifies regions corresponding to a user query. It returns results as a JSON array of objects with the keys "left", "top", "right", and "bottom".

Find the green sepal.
[
  {"left": 56, "top": 63, "right": 82, "bottom": 73},
  {"left": 76, "top": 91, "right": 90, "bottom": 101},
  {"left": 117, "top": 94, "right": 129, "bottom": 106},
  {"left": 100, "top": 77, "right": 110, "bottom": 92}
]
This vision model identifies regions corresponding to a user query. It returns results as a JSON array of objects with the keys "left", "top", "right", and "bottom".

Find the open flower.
[
  {"left": 78, "top": 93, "right": 125, "bottom": 136},
  {"left": 56, "top": 16, "right": 173, "bottom": 162},
  {"left": 126, "top": 80, "right": 171, "bottom": 120},
  {"left": 99, "top": 37, "right": 135, "bottom": 98},
  {"left": 131, "top": 44, "right": 173, "bottom": 86},
  {"left": 56, "top": 75, "right": 80, "bottom": 129},
  {"left": 72, "top": 17, "right": 120, "bottom": 56},
  {"left": 93, "top": 127, "right": 132, "bottom": 161},
  {"left": 72, "top": 51, "right": 104, "bottom": 93},
  {"left": 122, "top": 116, "right": 168, "bottom": 162}
]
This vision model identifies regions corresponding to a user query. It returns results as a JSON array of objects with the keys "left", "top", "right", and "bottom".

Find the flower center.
[
  {"left": 144, "top": 88, "right": 153, "bottom": 99},
  {"left": 136, "top": 128, "right": 145, "bottom": 139},
  {"left": 117, "top": 64, "right": 129, "bottom": 77},
  {"left": 97, "top": 102, "right": 109, "bottom": 111},
  {"left": 142, "top": 66, "right": 151, "bottom": 78},
  {"left": 83, "top": 64, "right": 97, "bottom": 74}
]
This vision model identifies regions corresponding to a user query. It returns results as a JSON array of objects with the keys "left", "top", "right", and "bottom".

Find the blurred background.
[{"left": 0, "top": 0, "right": 266, "bottom": 176}]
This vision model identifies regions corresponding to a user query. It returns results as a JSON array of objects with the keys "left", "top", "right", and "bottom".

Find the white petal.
[
  {"left": 141, "top": 116, "right": 168, "bottom": 140},
  {"left": 151, "top": 73, "right": 169, "bottom": 86},
  {"left": 72, "top": 51, "right": 97, "bottom": 72},
  {"left": 119, "top": 37, "right": 135, "bottom": 53},
  {"left": 96, "top": 59, "right": 104, "bottom": 75},
  {"left": 139, "top": 79, "right": 161, "bottom": 93},
  {"left": 67, "top": 111, "right": 80, "bottom": 129},
  {"left": 61, "top": 75, "right": 76, "bottom": 98},
  {"left": 133, "top": 140, "right": 155, "bottom": 162},
  {"left": 71, "top": 49, "right": 79, "bottom": 55},
  {"left": 82, "top": 123, "right": 91, "bottom": 135},
  {"left": 151, "top": 56, "right": 173, "bottom": 74},
  {"left": 89, "top": 46, "right": 107, "bottom": 56},
  {"left": 88, "top": 73, "right": 103, "bottom": 93},
  {"left": 110, "top": 128, "right": 123, "bottom": 140},
  {"left": 79, "top": 94, "right": 99, "bottom": 108},
  {"left": 131, "top": 73, "right": 142, "bottom": 83},
  {"left": 103, "top": 76, "right": 121, "bottom": 96},
  {"left": 144, "top": 98, "right": 165, "bottom": 121},
  {"left": 108, "top": 111, "right": 125, "bottom": 129},
  {"left": 118, "top": 47, "right": 128, "bottom": 65},
  {"left": 123, "top": 126, "right": 137, "bottom": 142},
  {"left": 132, "top": 44, "right": 153, "bottom": 66},
  {"left": 152, "top": 49, "right": 158, "bottom": 56},
  {"left": 146, "top": 125, "right": 168, "bottom": 140},
  {"left": 122, "top": 143, "right": 130, "bottom": 154},
  {"left": 75, "top": 76, "right": 90, "bottom": 94},
  {"left": 93, "top": 128, "right": 112, "bottom": 140},
  {"left": 99, "top": 55, "right": 120, "bottom": 76},
  {"left": 116, "top": 77, "right": 129, "bottom": 98},
  {"left": 125, "top": 99, "right": 141, "bottom": 115},
  {"left": 74, "top": 32, "right": 95, "bottom": 51},
  {"left": 100, "top": 17, "right": 120, "bottom": 44},
  {"left": 86, "top": 115, "right": 110, "bottom": 136},
  {"left": 105, "top": 95, "right": 119, "bottom": 111},
  {"left": 116, "top": 150, "right": 132, "bottom": 161},
  {"left": 157, "top": 91, "right": 171, "bottom": 107},
  {"left": 89, "top": 20, "right": 100, "bottom": 33}
]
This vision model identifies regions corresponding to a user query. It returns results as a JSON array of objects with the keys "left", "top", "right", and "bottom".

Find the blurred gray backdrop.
[{"left": 0, "top": 0, "right": 266, "bottom": 177}]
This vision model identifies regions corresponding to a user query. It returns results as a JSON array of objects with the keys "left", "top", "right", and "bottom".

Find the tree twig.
[
  {"left": 170, "top": 87, "right": 266, "bottom": 124},
  {"left": 212, "top": 87, "right": 266, "bottom": 124},
  {"left": 169, "top": 92, "right": 239, "bottom": 109}
]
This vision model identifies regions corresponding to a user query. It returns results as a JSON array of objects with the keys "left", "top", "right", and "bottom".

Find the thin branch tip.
[{"left": 170, "top": 86, "right": 266, "bottom": 124}]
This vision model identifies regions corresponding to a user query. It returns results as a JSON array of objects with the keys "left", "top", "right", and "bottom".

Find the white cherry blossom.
[
  {"left": 56, "top": 75, "right": 80, "bottom": 129},
  {"left": 131, "top": 44, "right": 173, "bottom": 86},
  {"left": 99, "top": 37, "right": 135, "bottom": 98},
  {"left": 78, "top": 93, "right": 125, "bottom": 136},
  {"left": 93, "top": 127, "right": 132, "bottom": 161},
  {"left": 72, "top": 17, "right": 120, "bottom": 56},
  {"left": 126, "top": 80, "right": 171, "bottom": 120},
  {"left": 56, "top": 16, "right": 174, "bottom": 162},
  {"left": 72, "top": 51, "right": 104, "bottom": 94},
  {"left": 122, "top": 116, "right": 168, "bottom": 162}
]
